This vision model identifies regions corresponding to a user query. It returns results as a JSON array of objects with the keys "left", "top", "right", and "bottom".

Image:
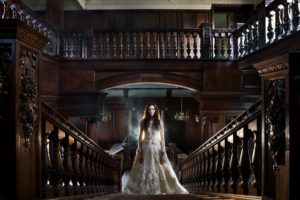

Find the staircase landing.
[{"left": 84, "top": 193, "right": 261, "bottom": 200}]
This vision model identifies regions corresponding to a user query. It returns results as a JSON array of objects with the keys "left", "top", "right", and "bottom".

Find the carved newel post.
[
  {"left": 254, "top": 54, "right": 289, "bottom": 200},
  {"left": 0, "top": 2, "right": 48, "bottom": 199}
]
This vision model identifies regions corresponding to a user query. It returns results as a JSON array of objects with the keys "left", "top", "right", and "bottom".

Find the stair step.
[{"left": 84, "top": 193, "right": 261, "bottom": 200}]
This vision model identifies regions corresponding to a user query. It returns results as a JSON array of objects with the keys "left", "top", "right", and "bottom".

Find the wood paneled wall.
[
  {"left": 63, "top": 10, "right": 210, "bottom": 30},
  {"left": 40, "top": 55, "right": 60, "bottom": 108}
]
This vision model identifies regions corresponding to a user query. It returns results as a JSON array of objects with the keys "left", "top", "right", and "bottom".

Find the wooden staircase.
[{"left": 83, "top": 193, "right": 262, "bottom": 200}]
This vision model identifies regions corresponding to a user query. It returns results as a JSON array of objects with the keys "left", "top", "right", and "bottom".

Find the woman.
[{"left": 123, "top": 103, "right": 188, "bottom": 194}]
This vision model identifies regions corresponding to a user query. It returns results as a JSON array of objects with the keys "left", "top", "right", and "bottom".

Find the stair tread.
[{"left": 84, "top": 193, "right": 261, "bottom": 200}]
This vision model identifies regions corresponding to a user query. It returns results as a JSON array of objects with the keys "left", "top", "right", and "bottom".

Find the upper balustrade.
[{"left": 1, "top": 0, "right": 299, "bottom": 60}]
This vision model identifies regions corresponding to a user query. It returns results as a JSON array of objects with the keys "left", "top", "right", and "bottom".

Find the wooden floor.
[{"left": 84, "top": 193, "right": 262, "bottom": 200}]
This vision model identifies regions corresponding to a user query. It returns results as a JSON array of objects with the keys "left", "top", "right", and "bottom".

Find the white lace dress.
[{"left": 123, "top": 121, "right": 188, "bottom": 194}]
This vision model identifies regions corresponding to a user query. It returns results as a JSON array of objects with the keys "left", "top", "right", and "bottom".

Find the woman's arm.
[
  {"left": 159, "top": 120, "right": 166, "bottom": 164},
  {"left": 137, "top": 120, "right": 144, "bottom": 151},
  {"left": 137, "top": 120, "right": 144, "bottom": 164},
  {"left": 160, "top": 120, "right": 166, "bottom": 153}
]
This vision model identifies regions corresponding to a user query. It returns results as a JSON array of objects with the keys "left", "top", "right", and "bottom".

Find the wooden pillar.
[
  {"left": 0, "top": 15, "right": 48, "bottom": 200},
  {"left": 254, "top": 53, "right": 294, "bottom": 200},
  {"left": 199, "top": 23, "right": 212, "bottom": 59}
]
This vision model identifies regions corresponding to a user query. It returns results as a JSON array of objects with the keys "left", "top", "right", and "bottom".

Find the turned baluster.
[
  {"left": 238, "top": 32, "right": 244, "bottom": 57},
  {"left": 85, "top": 149, "right": 92, "bottom": 193},
  {"left": 219, "top": 32, "right": 225, "bottom": 59},
  {"left": 98, "top": 33, "right": 103, "bottom": 58},
  {"left": 226, "top": 32, "right": 232, "bottom": 59},
  {"left": 145, "top": 32, "right": 151, "bottom": 58},
  {"left": 283, "top": 1, "right": 291, "bottom": 35},
  {"left": 125, "top": 32, "right": 131, "bottom": 58},
  {"left": 214, "top": 143, "right": 223, "bottom": 192},
  {"left": 138, "top": 32, "right": 144, "bottom": 58},
  {"left": 79, "top": 145, "right": 87, "bottom": 194},
  {"left": 72, "top": 141, "right": 81, "bottom": 195},
  {"left": 248, "top": 119, "right": 262, "bottom": 195},
  {"left": 10, "top": 3, "right": 17, "bottom": 19},
  {"left": 51, "top": 128, "right": 65, "bottom": 197},
  {"left": 165, "top": 32, "right": 171, "bottom": 58},
  {"left": 68, "top": 33, "right": 74, "bottom": 59},
  {"left": 172, "top": 32, "right": 178, "bottom": 58},
  {"left": 220, "top": 139, "right": 230, "bottom": 193},
  {"left": 267, "top": 12, "right": 275, "bottom": 43},
  {"left": 196, "top": 156, "right": 201, "bottom": 192},
  {"left": 251, "top": 21, "right": 259, "bottom": 51},
  {"left": 186, "top": 32, "right": 192, "bottom": 59},
  {"left": 243, "top": 29, "right": 249, "bottom": 55},
  {"left": 179, "top": 32, "right": 185, "bottom": 58},
  {"left": 42, "top": 120, "right": 54, "bottom": 198},
  {"left": 105, "top": 33, "right": 110, "bottom": 58},
  {"left": 99, "top": 157, "right": 104, "bottom": 192},
  {"left": 232, "top": 31, "right": 239, "bottom": 59},
  {"left": 91, "top": 35, "right": 97, "bottom": 58},
  {"left": 195, "top": 155, "right": 201, "bottom": 192},
  {"left": 1, "top": 0, "right": 9, "bottom": 19},
  {"left": 228, "top": 133, "right": 240, "bottom": 194},
  {"left": 111, "top": 32, "right": 117, "bottom": 58},
  {"left": 292, "top": 0, "right": 300, "bottom": 32},
  {"left": 275, "top": 6, "right": 283, "bottom": 40},
  {"left": 214, "top": 32, "right": 219, "bottom": 59},
  {"left": 94, "top": 153, "right": 101, "bottom": 193},
  {"left": 193, "top": 159, "right": 197, "bottom": 192},
  {"left": 62, "top": 135, "right": 75, "bottom": 195},
  {"left": 247, "top": 25, "right": 254, "bottom": 53},
  {"left": 201, "top": 152, "right": 207, "bottom": 191},
  {"left": 153, "top": 32, "right": 158, "bottom": 58},
  {"left": 193, "top": 32, "right": 198, "bottom": 59},
  {"left": 118, "top": 32, "right": 124, "bottom": 58},
  {"left": 159, "top": 32, "right": 165, "bottom": 58},
  {"left": 90, "top": 151, "right": 96, "bottom": 193},
  {"left": 132, "top": 32, "right": 137, "bottom": 58},
  {"left": 67, "top": 33, "right": 72, "bottom": 59},
  {"left": 237, "top": 127, "right": 252, "bottom": 194},
  {"left": 209, "top": 147, "right": 216, "bottom": 192}
]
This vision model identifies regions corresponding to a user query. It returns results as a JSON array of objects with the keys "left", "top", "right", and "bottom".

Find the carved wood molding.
[
  {"left": 19, "top": 49, "right": 38, "bottom": 150},
  {"left": 253, "top": 54, "right": 289, "bottom": 76},
  {"left": 0, "top": 20, "right": 48, "bottom": 50},
  {"left": 265, "top": 79, "right": 285, "bottom": 175}
]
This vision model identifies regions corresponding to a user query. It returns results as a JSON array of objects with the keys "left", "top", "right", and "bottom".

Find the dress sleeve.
[{"left": 160, "top": 120, "right": 166, "bottom": 152}]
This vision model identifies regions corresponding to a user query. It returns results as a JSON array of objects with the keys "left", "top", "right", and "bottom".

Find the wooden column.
[
  {"left": 0, "top": 15, "right": 48, "bottom": 199},
  {"left": 254, "top": 54, "right": 290, "bottom": 200}
]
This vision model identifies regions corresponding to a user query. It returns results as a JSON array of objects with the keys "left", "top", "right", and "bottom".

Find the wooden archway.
[{"left": 95, "top": 72, "right": 202, "bottom": 91}]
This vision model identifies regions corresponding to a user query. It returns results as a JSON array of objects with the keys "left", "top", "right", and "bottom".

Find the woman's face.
[{"left": 148, "top": 105, "right": 156, "bottom": 117}]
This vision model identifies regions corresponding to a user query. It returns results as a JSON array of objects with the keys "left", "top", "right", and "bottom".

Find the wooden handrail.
[{"left": 182, "top": 98, "right": 262, "bottom": 163}]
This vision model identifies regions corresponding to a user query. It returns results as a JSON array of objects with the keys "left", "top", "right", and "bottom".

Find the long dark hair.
[{"left": 141, "top": 103, "right": 161, "bottom": 130}]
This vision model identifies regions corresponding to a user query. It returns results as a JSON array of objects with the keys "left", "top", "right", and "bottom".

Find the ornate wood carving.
[
  {"left": 254, "top": 54, "right": 289, "bottom": 75},
  {"left": 265, "top": 79, "right": 285, "bottom": 175},
  {"left": 0, "top": 44, "right": 11, "bottom": 95},
  {"left": 19, "top": 49, "right": 38, "bottom": 150}
]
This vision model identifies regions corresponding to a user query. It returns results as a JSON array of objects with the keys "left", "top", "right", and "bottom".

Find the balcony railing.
[{"left": 1, "top": 0, "right": 299, "bottom": 61}]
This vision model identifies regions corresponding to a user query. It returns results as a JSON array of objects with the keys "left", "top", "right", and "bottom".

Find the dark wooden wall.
[
  {"left": 40, "top": 55, "right": 60, "bottom": 109},
  {"left": 63, "top": 10, "right": 211, "bottom": 29}
]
